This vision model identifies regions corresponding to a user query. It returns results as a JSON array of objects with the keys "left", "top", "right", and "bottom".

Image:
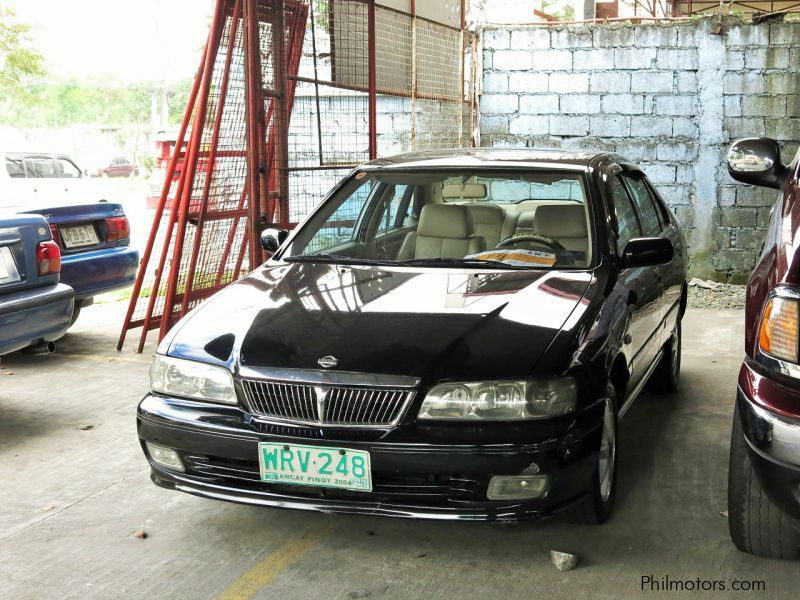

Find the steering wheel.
[{"left": 497, "top": 234, "right": 567, "bottom": 253}]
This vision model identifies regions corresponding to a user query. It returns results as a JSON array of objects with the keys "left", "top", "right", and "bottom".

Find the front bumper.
[
  {"left": 60, "top": 245, "right": 139, "bottom": 300},
  {"left": 137, "top": 394, "right": 603, "bottom": 521},
  {"left": 0, "top": 283, "right": 74, "bottom": 355},
  {"left": 737, "top": 360, "right": 800, "bottom": 521}
]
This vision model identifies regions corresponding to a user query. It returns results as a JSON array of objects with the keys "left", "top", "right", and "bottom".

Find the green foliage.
[{"left": 0, "top": 6, "right": 45, "bottom": 105}]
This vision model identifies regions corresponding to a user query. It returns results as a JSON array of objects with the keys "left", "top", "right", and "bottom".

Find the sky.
[{"left": 7, "top": 0, "right": 214, "bottom": 84}]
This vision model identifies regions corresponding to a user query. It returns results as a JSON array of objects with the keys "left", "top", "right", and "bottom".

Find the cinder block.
[
  {"left": 718, "top": 186, "right": 737, "bottom": 207},
  {"left": 549, "top": 115, "right": 589, "bottom": 136},
  {"left": 519, "top": 95, "right": 559, "bottom": 114},
  {"left": 480, "top": 115, "right": 509, "bottom": 135},
  {"left": 769, "top": 23, "right": 800, "bottom": 46},
  {"left": 745, "top": 47, "right": 790, "bottom": 70},
  {"left": 631, "top": 72, "right": 674, "bottom": 94},
  {"left": 614, "top": 48, "right": 657, "bottom": 69},
  {"left": 767, "top": 72, "right": 800, "bottom": 95},
  {"left": 549, "top": 72, "right": 589, "bottom": 93},
  {"left": 725, "top": 49, "right": 745, "bottom": 71},
  {"left": 735, "top": 228, "right": 768, "bottom": 251},
  {"left": 483, "top": 72, "right": 508, "bottom": 94},
  {"left": 724, "top": 96, "right": 742, "bottom": 118},
  {"left": 720, "top": 207, "right": 758, "bottom": 227},
  {"left": 631, "top": 116, "right": 673, "bottom": 137},
  {"left": 675, "top": 24, "right": 696, "bottom": 47},
  {"left": 656, "top": 141, "right": 698, "bottom": 162},
  {"left": 640, "top": 163, "right": 676, "bottom": 184},
  {"left": 654, "top": 96, "right": 697, "bottom": 116},
  {"left": 480, "top": 94, "right": 518, "bottom": 114},
  {"left": 592, "top": 25, "right": 635, "bottom": 47},
  {"left": 786, "top": 96, "right": 800, "bottom": 118},
  {"left": 726, "top": 24, "right": 770, "bottom": 47},
  {"left": 635, "top": 25, "right": 678, "bottom": 47},
  {"left": 493, "top": 50, "right": 534, "bottom": 71},
  {"left": 677, "top": 72, "right": 697, "bottom": 94},
  {"left": 483, "top": 29, "right": 510, "bottom": 50},
  {"left": 724, "top": 117, "right": 766, "bottom": 139},
  {"left": 675, "top": 164, "right": 694, "bottom": 184},
  {"left": 673, "top": 205, "right": 695, "bottom": 227},
  {"left": 616, "top": 139, "right": 658, "bottom": 162},
  {"left": 483, "top": 51, "right": 493, "bottom": 69},
  {"left": 658, "top": 185, "right": 693, "bottom": 207},
  {"left": 589, "top": 72, "right": 631, "bottom": 93},
  {"left": 573, "top": 49, "right": 615, "bottom": 71},
  {"left": 723, "top": 72, "right": 766, "bottom": 95},
  {"left": 551, "top": 27, "right": 592, "bottom": 48},
  {"left": 590, "top": 115, "right": 631, "bottom": 137},
  {"left": 510, "top": 28, "right": 552, "bottom": 50},
  {"left": 711, "top": 249, "right": 756, "bottom": 272},
  {"left": 509, "top": 72, "right": 548, "bottom": 93},
  {"left": 742, "top": 95, "right": 786, "bottom": 118},
  {"left": 561, "top": 94, "right": 601, "bottom": 114},
  {"left": 656, "top": 48, "right": 699, "bottom": 70},
  {"left": 602, "top": 94, "right": 645, "bottom": 115},
  {"left": 736, "top": 186, "right": 780, "bottom": 207},
  {"left": 766, "top": 117, "right": 800, "bottom": 141},
  {"left": 509, "top": 114, "right": 549, "bottom": 135},
  {"left": 529, "top": 50, "right": 573, "bottom": 71}
]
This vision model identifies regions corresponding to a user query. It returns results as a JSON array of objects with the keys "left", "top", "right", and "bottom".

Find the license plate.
[
  {"left": 258, "top": 442, "right": 372, "bottom": 492},
  {"left": 0, "top": 247, "right": 19, "bottom": 284},
  {"left": 60, "top": 224, "right": 99, "bottom": 249}
]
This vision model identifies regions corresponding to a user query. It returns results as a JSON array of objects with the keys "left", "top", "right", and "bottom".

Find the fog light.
[
  {"left": 487, "top": 475, "right": 548, "bottom": 500},
  {"left": 146, "top": 442, "right": 184, "bottom": 472}
]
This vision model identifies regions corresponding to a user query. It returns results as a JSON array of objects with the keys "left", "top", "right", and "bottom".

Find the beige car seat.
[{"left": 397, "top": 204, "right": 485, "bottom": 260}]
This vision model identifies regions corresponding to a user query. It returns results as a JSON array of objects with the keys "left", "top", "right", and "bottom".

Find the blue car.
[
  {"left": 0, "top": 213, "right": 74, "bottom": 355},
  {"left": 2, "top": 152, "right": 140, "bottom": 324}
]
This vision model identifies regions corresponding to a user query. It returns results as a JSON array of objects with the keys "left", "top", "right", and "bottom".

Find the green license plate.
[{"left": 258, "top": 442, "right": 372, "bottom": 492}]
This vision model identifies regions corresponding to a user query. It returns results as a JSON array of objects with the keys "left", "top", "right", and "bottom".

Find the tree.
[{"left": 0, "top": 6, "right": 45, "bottom": 106}]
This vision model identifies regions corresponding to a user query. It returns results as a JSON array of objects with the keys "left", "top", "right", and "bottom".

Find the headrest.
[
  {"left": 534, "top": 205, "right": 587, "bottom": 238},
  {"left": 516, "top": 211, "right": 536, "bottom": 229},
  {"left": 466, "top": 203, "right": 504, "bottom": 224},
  {"left": 418, "top": 204, "right": 473, "bottom": 239},
  {"left": 441, "top": 183, "right": 487, "bottom": 199}
]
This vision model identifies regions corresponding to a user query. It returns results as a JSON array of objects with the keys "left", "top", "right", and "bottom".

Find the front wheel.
[
  {"left": 728, "top": 402, "right": 800, "bottom": 559},
  {"left": 568, "top": 385, "right": 618, "bottom": 524}
]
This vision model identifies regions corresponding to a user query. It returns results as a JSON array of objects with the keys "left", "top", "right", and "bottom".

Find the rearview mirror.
[
  {"left": 260, "top": 228, "right": 288, "bottom": 253},
  {"left": 621, "top": 237, "right": 674, "bottom": 269},
  {"left": 727, "top": 137, "right": 788, "bottom": 190}
]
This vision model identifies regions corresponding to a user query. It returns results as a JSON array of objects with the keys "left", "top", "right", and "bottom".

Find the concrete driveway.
[{"left": 1, "top": 304, "right": 798, "bottom": 599}]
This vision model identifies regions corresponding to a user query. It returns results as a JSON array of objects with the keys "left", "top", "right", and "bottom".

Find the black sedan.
[{"left": 138, "top": 148, "right": 688, "bottom": 523}]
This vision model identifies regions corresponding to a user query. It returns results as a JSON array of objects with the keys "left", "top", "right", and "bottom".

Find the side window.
[
  {"left": 622, "top": 174, "right": 662, "bottom": 237},
  {"left": 376, "top": 185, "right": 412, "bottom": 234},
  {"left": 24, "top": 156, "right": 57, "bottom": 178},
  {"left": 609, "top": 176, "right": 642, "bottom": 255},
  {"left": 5, "top": 156, "right": 25, "bottom": 178},
  {"left": 55, "top": 158, "right": 82, "bottom": 178}
]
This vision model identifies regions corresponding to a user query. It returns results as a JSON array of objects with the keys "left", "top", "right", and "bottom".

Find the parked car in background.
[
  {"left": 0, "top": 212, "right": 73, "bottom": 355},
  {"left": 2, "top": 151, "right": 140, "bottom": 325},
  {"left": 727, "top": 137, "right": 800, "bottom": 559},
  {"left": 95, "top": 157, "right": 138, "bottom": 178},
  {"left": 138, "top": 148, "right": 688, "bottom": 524}
]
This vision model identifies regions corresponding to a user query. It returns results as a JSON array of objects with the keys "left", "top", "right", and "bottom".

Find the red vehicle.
[
  {"left": 727, "top": 137, "right": 800, "bottom": 559},
  {"left": 97, "top": 157, "right": 137, "bottom": 178}
]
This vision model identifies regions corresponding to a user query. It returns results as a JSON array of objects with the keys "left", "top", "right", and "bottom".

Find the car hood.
[{"left": 167, "top": 262, "right": 593, "bottom": 382}]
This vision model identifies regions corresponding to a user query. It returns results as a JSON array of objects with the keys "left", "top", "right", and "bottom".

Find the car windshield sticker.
[{"left": 466, "top": 249, "right": 558, "bottom": 267}]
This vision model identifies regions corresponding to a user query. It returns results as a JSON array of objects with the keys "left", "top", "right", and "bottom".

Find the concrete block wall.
[{"left": 480, "top": 17, "right": 800, "bottom": 281}]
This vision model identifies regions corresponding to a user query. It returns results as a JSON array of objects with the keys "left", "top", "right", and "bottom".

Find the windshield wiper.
[
  {"left": 285, "top": 253, "right": 399, "bottom": 266},
  {"left": 401, "top": 257, "right": 533, "bottom": 270}
]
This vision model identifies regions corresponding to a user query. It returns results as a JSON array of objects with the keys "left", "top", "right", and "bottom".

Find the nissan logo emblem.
[{"left": 318, "top": 355, "right": 338, "bottom": 369}]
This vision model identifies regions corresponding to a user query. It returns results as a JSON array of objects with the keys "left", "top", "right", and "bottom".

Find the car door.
[{"left": 607, "top": 169, "right": 663, "bottom": 389}]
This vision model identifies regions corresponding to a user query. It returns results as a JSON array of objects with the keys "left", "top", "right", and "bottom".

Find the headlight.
[
  {"left": 150, "top": 355, "right": 237, "bottom": 404},
  {"left": 417, "top": 378, "right": 577, "bottom": 421},
  {"left": 760, "top": 297, "right": 799, "bottom": 363}
]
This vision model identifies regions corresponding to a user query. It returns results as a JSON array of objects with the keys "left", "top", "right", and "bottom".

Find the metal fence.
[{"left": 119, "top": 0, "right": 475, "bottom": 351}]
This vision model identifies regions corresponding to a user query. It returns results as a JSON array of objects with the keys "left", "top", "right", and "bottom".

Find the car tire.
[
  {"left": 728, "top": 402, "right": 800, "bottom": 559},
  {"left": 568, "top": 384, "right": 618, "bottom": 525},
  {"left": 652, "top": 319, "right": 681, "bottom": 393}
]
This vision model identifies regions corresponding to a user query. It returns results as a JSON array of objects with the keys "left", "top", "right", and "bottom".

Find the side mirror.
[
  {"left": 260, "top": 228, "right": 289, "bottom": 253},
  {"left": 727, "top": 137, "right": 788, "bottom": 190},
  {"left": 621, "top": 237, "right": 674, "bottom": 269}
]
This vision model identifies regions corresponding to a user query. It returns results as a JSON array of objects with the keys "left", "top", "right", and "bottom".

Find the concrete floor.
[{"left": 1, "top": 304, "right": 799, "bottom": 600}]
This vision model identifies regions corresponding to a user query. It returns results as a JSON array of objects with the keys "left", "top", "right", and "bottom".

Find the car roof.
[{"left": 360, "top": 147, "right": 625, "bottom": 171}]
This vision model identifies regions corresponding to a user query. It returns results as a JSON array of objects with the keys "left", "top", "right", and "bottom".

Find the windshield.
[{"left": 280, "top": 170, "right": 593, "bottom": 270}]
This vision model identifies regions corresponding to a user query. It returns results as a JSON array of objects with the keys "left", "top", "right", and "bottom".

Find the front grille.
[{"left": 241, "top": 379, "right": 414, "bottom": 427}]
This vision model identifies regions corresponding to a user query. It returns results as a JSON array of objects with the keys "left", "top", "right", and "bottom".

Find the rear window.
[{"left": 442, "top": 175, "right": 584, "bottom": 203}]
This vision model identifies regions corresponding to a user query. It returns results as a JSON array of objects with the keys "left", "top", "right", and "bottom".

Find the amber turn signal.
[{"left": 759, "top": 297, "right": 800, "bottom": 363}]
